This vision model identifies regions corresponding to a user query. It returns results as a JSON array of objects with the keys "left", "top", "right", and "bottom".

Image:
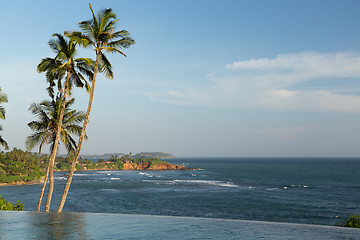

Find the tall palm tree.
[
  {"left": 26, "top": 96, "right": 87, "bottom": 211},
  {"left": 0, "top": 88, "right": 8, "bottom": 150},
  {"left": 57, "top": 3, "right": 135, "bottom": 212},
  {"left": 37, "top": 33, "right": 93, "bottom": 212}
]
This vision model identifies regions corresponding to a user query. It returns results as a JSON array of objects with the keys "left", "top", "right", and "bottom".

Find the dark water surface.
[{"left": 1, "top": 158, "right": 360, "bottom": 226}]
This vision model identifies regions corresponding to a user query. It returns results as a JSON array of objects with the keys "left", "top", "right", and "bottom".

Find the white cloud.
[{"left": 149, "top": 52, "right": 360, "bottom": 113}]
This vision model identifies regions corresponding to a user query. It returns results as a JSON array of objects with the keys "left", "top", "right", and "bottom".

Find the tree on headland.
[
  {"left": 57, "top": 3, "right": 135, "bottom": 212},
  {"left": 37, "top": 33, "right": 93, "bottom": 212},
  {"left": 0, "top": 148, "right": 45, "bottom": 183},
  {"left": 0, "top": 88, "right": 8, "bottom": 150},
  {"left": 26, "top": 96, "right": 87, "bottom": 211}
]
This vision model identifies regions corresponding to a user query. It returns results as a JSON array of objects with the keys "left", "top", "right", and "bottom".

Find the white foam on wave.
[
  {"left": 100, "top": 188, "right": 120, "bottom": 193},
  {"left": 176, "top": 180, "right": 239, "bottom": 188},
  {"left": 138, "top": 172, "right": 153, "bottom": 177},
  {"left": 142, "top": 180, "right": 175, "bottom": 185},
  {"left": 73, "top": 173, "right": 94, "bottom": 176},
  {"left": 143, "top": 179, "right": 239, "bottom": 188},
  {"left": 110, "top": 178, "right": 121, "bottom": 180},
  {"left": 54, "top": 176, "right": 66, "bottom": 180},
  {"left": 289, "top": 184, "right": 310, "bottom": 189}
]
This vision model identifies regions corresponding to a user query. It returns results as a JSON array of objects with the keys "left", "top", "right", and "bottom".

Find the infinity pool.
[{"left": 0, "top": 211, "right": 359, "bottom": 239}]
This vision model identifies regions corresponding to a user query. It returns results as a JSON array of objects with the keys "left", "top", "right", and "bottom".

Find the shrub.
[
  {"left": 337, "top": 214, "right": 360, "bottom": 228},
  {"left": 0, "top": 195, "right": 24, "bottom": 211}
]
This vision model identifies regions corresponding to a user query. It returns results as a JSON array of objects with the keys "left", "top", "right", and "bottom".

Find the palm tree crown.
[
  {"left": 26, "top": 95, "right": 87, "bottom": 155},
  {"left": 66, "top": 3, "right": 135, "bottom": 78},
  {"left": 37, "top": 34, "right": 94, "bottom": 97}
]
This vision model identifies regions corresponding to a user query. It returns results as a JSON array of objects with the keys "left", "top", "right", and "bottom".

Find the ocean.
[{"left": 1, "top": 157, "right": 360, "bottom": 226}]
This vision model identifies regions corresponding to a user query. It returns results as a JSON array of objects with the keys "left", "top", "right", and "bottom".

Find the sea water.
[{"left": 1, "top": 158, "right": 360, "bottom": 226}]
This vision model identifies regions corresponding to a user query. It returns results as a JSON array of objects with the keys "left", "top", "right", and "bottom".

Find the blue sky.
[{"left": 1, "top": 0, "right": 360, "bottom": 157}]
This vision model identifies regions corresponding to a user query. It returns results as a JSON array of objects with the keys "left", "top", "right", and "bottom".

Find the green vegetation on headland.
[
  {"left": 0, "top": 148, "right": 186, "bottom": 184},
  {"left": 57, "top": 153, "right": 184, "bottom": 171},
  {"left": 77, "top": 152, "right": 175, "bottom": 160},
  {"left": 0, "top": 148, "right": 45, "bottom": 184}
]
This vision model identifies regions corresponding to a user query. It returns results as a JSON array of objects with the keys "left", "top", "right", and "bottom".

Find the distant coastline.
[
  {"left": 0, "top": 149, "right": 187, "bottom": 187},
  {"left": 55, "top": 162, "right": 193, "bottom": 172},
  {"left": 73, "top": 152, "right": 176, "bottom": 160}
]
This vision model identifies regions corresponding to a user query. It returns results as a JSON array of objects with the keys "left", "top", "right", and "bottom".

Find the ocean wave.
[
  {"left": 73, "top": 173, "right": 95, "bottom": 176},
  {"left": 289, "top": 185, "right": 310, "bottom": 189},
  {"left": 143, "top": 179, "right": 239, "bottom": 188},
  {"left": 139, "top": 172, "right": 153, "bottom": 178},
  {"left": 264, "top": 185, "right": 310, "bottom": 191},
  {"left": 97, "top": 171, "right": 112, "bottom": 174},
  {"left": 54, "top": 177, "right": 67, "bottom": 180},
  {"left": 175, "top": 180, "right": 239, "bottom": 188},
  {"left": 110, "top": 178, "right": 121, "bottom": 180},
  {"left": 99, "top": 189, "right": 120, "bottom": 193}
]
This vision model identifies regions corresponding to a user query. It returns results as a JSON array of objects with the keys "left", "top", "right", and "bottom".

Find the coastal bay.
[{"left": 1, "top": 157, "right": 360, "bottom": 226}]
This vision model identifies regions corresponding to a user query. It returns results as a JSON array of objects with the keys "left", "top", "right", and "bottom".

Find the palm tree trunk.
[
  {"left": 37, "top": 161, "right": 49, "bottom": 211},
  {"left": 57, "top": 54, "right": 99, "bottom": 212},
  {"left": 36, "top": 132, "right": 52, "bottom": 211},
  {"left": 44, "top": 74, "right": 70, "bottom": 212}
]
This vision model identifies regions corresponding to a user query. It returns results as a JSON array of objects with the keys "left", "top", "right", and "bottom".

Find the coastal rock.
[{"left": 123, "top": 163, "right": 191, "bottom": 171}]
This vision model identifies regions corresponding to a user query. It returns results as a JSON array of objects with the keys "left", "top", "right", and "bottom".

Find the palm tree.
[
  {"left": 26, "top": 96, "right": 87, "bottom": 211},
  {"left": 57, "top": 3, "right": 135, "bottom": 212},
  {"left": 37, "top": 33, "right": 93, "bottom": 212},
  {"left": 0, "top": 88, "right": 8, "bottom": 150}
]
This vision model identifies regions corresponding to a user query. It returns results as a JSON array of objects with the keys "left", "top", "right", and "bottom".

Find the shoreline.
[
  {"left": 0, "top": 176, "right": 45, "bottom": 187},
  {"left": 0, "top": 165, "right": 197, "bottom": 187}
]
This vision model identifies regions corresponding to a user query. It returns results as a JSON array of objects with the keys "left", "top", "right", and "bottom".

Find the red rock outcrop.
[{"left": 123, "top": 163, "right": 191, "bottom": 170}]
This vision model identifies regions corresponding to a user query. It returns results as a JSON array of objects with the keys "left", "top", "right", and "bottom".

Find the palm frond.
[
  {"left": 25, "top": 131, "right": 49, "bottom": 151},
  {"left": 112, "top": 30, "right": 130, "bottom": 39},
  {"left": 99, "top": 9, "right": 116, "bottom": 32},
  {"left": 104, "top": 19, "right": 118, "bottom": 33},
  {"left": 0, "top": 106, "right": 5, "bottom": 120},
  {"left": 103, "top": 47, "right": 127, "bottom": 57},
  {"left": 99, "top": 52, "right": 113, "bottom": 79},
  {"left": 106, "top": 37, "right": 135, "bottom": 49},
  {"left": 0, "top": 136, "right": 8, "bottom": 150},
  {"left": 65, "top": 31, "right": 92, "bottom": 48},
  {"left": 0, "top": 89, "right": 8, "bottom": 104}
]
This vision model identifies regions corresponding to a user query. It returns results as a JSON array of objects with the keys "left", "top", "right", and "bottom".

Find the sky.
[{"left": 1, "top": 0, "right": 360, "bottom": 157}]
